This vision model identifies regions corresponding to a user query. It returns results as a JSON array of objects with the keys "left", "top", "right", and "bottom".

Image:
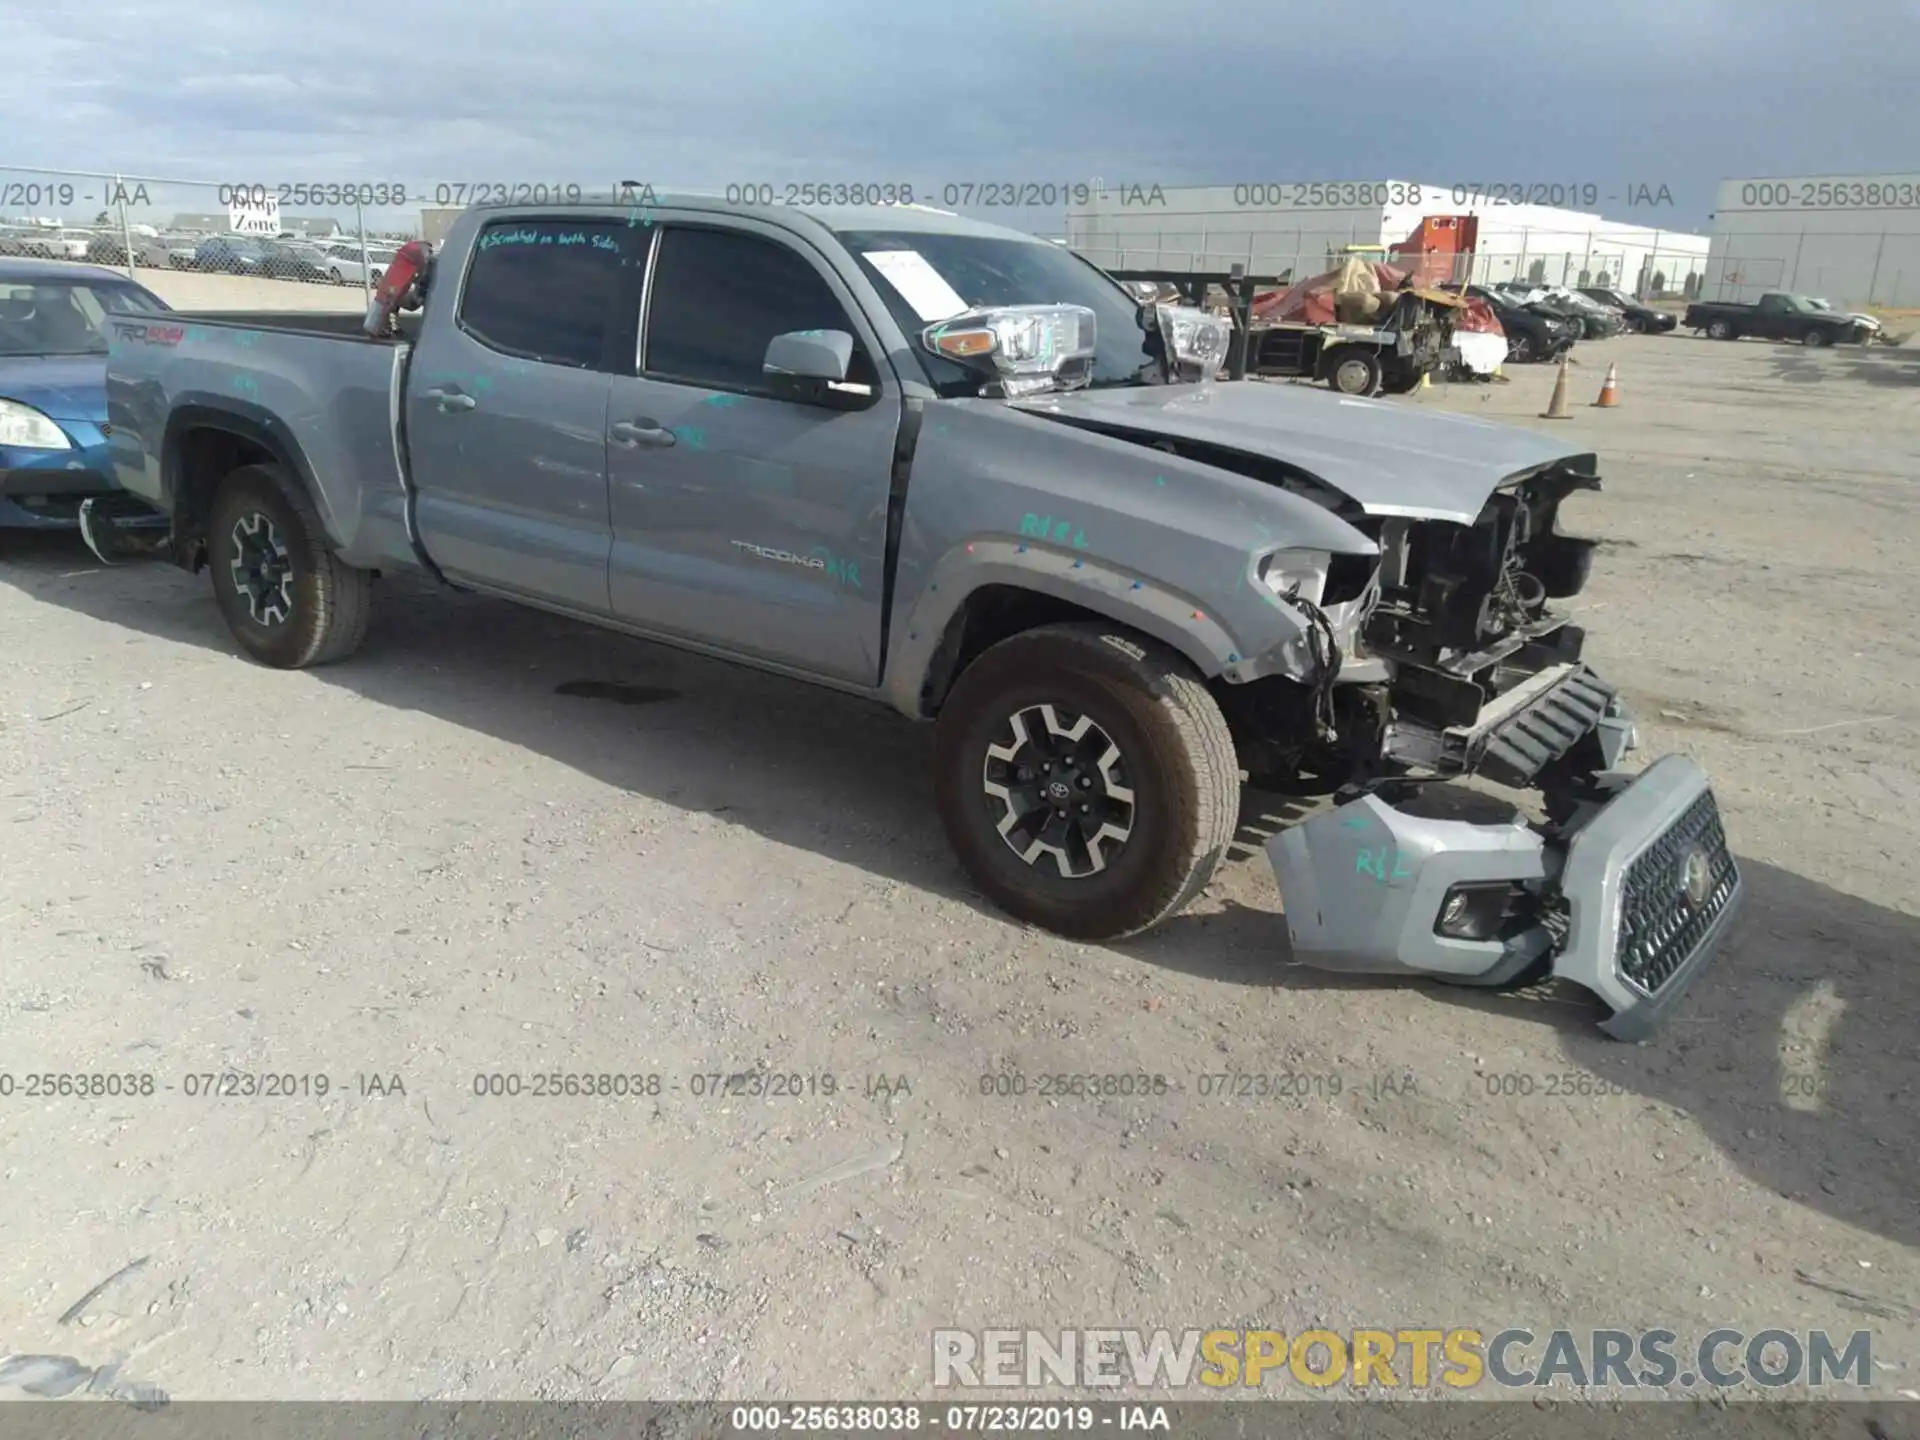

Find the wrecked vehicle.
[
  {"left": 1247, "top": 259, "right": 1462, "bottom": 395},
  {"left": 102, "top": 197, "right": 1743, "bottom": 1038}
]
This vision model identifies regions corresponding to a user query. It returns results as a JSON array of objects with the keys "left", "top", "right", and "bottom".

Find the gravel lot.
[{"left": 1, "top": 332, "right": 1914, "bottom": 1404}]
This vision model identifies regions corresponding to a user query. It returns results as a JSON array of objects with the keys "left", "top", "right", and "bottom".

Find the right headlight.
[{"left": 0, "top": 398, "right": 72, "bottom": 449}]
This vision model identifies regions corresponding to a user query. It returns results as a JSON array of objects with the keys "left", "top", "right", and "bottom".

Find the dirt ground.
[{"left": 0, "top": 332, "right": 1915, "bottom": 1405}]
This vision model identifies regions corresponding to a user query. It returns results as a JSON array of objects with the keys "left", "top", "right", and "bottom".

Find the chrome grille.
[{"left": 1616, "top": 789, "right": 1738, "bottom": 994}]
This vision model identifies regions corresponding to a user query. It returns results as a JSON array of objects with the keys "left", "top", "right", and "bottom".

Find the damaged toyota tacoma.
[{"left": 103, "top": 196, "right": 1743, "bottom": 1038}]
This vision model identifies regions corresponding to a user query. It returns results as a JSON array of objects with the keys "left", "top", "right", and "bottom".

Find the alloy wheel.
[
  {"left": 982, "top": 703, "right": 1136, "bottom": 878},
  {"left": 229, "top": 510, "right": 295, "bottom": 626}
]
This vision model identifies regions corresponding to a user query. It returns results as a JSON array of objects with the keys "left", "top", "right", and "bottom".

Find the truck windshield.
[
  {"left": 0, "top": 279, "right": 170, "bottom": 356},
  {"left": 837, "top": 229, "right": 1156, "bottom": 396}
]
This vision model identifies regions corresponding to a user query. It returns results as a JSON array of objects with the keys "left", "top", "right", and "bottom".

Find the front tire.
[
  {"left": 933, "top": 624, "right": 1239, "bottom": 942},
  {"left": 208, "top": 463, "right": 372, "bottom": 668},
  {"left": 1801, "top": 329, "right": 1831, "bottom": 348},
  {"left": 1323, "top": 345, "right": 1384, "bottom": 396}
]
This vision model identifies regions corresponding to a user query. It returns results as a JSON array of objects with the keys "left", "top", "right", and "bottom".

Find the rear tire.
[
  {"left": 1706, "top": 319, "right": 1737, "bottom": 340},
  {"left": 207, "top": 463, "right": 372, "bottom": 669},
  {"left": 932, "top": 623, "right": 1239, "bottom": 941}
]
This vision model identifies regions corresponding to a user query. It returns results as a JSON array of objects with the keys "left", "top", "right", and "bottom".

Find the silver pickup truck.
[{"left": 103, "top": 196, "right": 1742, "bottom": 1038}]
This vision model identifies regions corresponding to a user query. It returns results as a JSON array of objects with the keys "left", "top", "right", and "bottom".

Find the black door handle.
[{"left": 610, "top": 419, "right": 676, "bottom": 448}]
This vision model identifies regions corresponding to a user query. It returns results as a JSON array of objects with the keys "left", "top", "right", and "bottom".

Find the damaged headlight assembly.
[{"left": 920, "top": 305, "right": 1098, "bottom": 398}]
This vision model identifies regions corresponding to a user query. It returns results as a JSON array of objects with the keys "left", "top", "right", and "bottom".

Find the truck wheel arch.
[
  {"left": 162, "top": 406, "right": 330, "bottom": 566},
  {"left": 891, "top": 560, "right": 1235, "bottom": 720}
]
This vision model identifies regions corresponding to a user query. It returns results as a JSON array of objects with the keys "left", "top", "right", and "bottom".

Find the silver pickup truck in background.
[{"left": 103, "top": 196, "right": 1743, "bottom": 1038}]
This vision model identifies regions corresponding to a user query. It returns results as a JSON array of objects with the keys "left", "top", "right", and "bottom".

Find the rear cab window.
[{"left": 458, "top": 216, "right": 636, "bottom": 370}]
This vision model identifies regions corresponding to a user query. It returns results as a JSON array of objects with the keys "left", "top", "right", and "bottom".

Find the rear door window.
[{"left": 458, "top": 218, "right": 633, "bottom": 370}]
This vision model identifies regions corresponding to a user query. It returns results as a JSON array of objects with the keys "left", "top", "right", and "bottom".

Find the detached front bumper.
[{"left": 1267, "top": 753, "right": 1744, "bottom": 1040}]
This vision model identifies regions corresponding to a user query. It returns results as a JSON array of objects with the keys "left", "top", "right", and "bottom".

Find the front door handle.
[
  {"left": 422, "top": 388, "right": 477, "bottom": 413},
  {"left": 610, "top": 419, "right": 677, "bottom": 448}
]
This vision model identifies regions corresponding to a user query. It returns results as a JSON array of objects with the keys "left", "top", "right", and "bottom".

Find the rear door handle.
[
  {"left": 610, "top": 419, "right": 677, "bottom": 448},
  {"left": 422, "top": 388, "right": 476, "bottom": 413}
]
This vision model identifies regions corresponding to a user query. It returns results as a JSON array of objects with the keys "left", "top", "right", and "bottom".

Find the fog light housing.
[{"left": 1436, "top": 882, "right": 1521, "bottom": 941}]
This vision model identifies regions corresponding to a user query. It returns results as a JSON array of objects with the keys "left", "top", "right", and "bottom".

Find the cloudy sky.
[{"left": 5, "top": 0, "right": 1918, "bottom": 230}]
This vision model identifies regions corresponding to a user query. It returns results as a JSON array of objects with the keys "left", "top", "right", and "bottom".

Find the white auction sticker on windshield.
[{"left": 863, "top": 250, "right": 969, "bottom": 322}]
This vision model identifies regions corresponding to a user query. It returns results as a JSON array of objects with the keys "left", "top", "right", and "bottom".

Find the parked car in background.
[
  {"left": 1682, "top": 293, "right": 1874, "bottom": 345},
  {"left": 261, "top": 240, "right": 333, "bottom": 282},
  {"left": 89, "top": 232, "right": 197, "bottom": 269},
  {"left": 0, "top": 257, "right": 172, "bottom": 535},
  {"left": 1499, "top": 285, "right": 1623, "bottom": 339},
  {"left": 1577, "top": 287, "right": 1678, "bottom": 333},
  {"left": 319, "top": 240, "right": 398, "bottom": 285},
  {"left": 0, "top": 227, "right": 95, "bottom": 260},
  {"left": 192, "top": 235, "right": 273, "bottom": 274},
  {"left": 156, "top": 234, "right": 202, "bottom": 268},
  {"left": 1467, "top": 286, "right": 1577, "bottom": 362}
]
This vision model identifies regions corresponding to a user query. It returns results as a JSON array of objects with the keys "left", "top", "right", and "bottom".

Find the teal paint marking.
[
  {"left": 1354, "top": 846, "right": 1414, "bottom": 884},
  {"left": 809, "top": 546, "right": 862, "bottom": 589},
  {"left": 232, "top": 374, "right": 259, "bottom": 397},
  {"left": 1018, "top": 513, "right": 1088, "bottom": 548},
  {"left": 232, "top": 329, "right": 258, "bottom": 348},
  {"left": 479, "top": 227, "right": 543, "bottom": 250},
  {"left": 618, "top": 181, "right": 659, "bottom": 227},
  {"left": 670, "top": 426, "right": 707, "bottom": 450},
  {"left": 702, "top": 393, "right": 745, "bottom": 408},
  {"left": 185, "top": 326, "right": 212, "bottom": 343},
  {"left": 1340, "top": 815, "right": 1372, "bottom": 831},
  {"left": 1153, "top": 474, "right": 1167, "bottom": 487}
]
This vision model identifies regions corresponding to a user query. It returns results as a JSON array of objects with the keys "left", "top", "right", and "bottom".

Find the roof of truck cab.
[
  {"left": 0, "top": 256, "right": 135, "bottom": 284},
  {"left": 461, "top": 195, "right": 1047, "bottom": 243}
]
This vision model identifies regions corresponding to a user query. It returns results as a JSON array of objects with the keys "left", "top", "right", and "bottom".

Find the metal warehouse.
[
  {"left": 1703, "top": 173, "right": 1920, "bottom": 308},
  {"left": 1066, "top": 182, "right": 1709, "bottom": 295}
]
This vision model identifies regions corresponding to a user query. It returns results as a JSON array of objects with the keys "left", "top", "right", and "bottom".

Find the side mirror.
[{"left": 763, "top": 329, "right": 872, "bottom": 407}]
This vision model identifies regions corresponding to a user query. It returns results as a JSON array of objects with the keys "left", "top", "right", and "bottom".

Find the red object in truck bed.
[{"left": 1250, "top": 262, "right": 1414, "bottom": 326}]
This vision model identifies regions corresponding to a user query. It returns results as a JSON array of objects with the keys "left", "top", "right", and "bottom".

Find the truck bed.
[{"left": 104, "top": 308, "right": 421, "bottom": 572}]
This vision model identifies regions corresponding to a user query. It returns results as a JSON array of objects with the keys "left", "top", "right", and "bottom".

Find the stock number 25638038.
[{"left": 218, "top": 183, "right": 410, "bottom": 208}]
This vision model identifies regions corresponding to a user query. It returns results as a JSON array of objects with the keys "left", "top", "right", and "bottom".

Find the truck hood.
[
  {"left": 1014, "top": 380, "right": 1592, "bottom": 525},
  {"left": 0, "top": 355, "right": 107, "bottom": 423}
]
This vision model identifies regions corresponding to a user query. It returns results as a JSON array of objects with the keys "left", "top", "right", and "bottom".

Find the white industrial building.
[
  {"left": 1702, "top": 174, "right": 1920, "bottom": 308},
  {"left": 1064, "top": 182, "right": 1709, "bottom": 296}
]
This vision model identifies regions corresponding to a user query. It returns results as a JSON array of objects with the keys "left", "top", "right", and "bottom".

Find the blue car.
[{"left": 0, "top": 256, "right": 173, "bottom": 541}]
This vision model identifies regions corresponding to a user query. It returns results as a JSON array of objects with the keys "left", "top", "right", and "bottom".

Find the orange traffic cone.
[
  {"left": 1593, "top": 362, "right": 1620, "bottom": 408},
  {"left": 1540, "top": 356, "right": 1571, "bottom": 419}
]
